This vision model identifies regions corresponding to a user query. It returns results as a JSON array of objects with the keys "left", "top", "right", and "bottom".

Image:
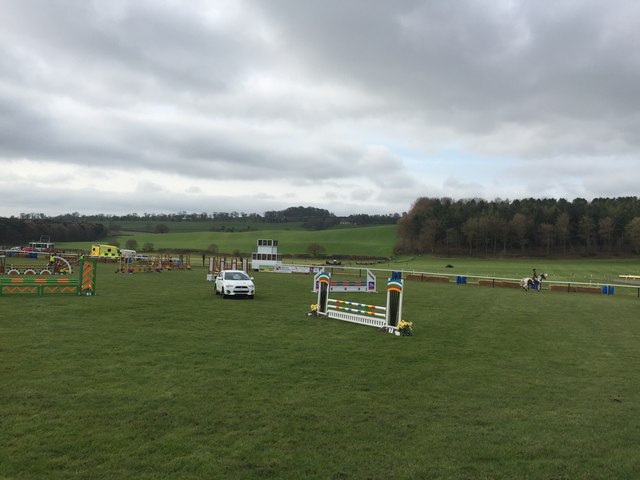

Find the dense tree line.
[
  {"left": 395, "top": 197, "right": 640, "bottom": 256},
  {"left": 15, "top": 207, "right": 400, "bottom": 231},
  {"left": 0, "top": 218, "right": 107, "bottom": 247},
  {"left": 344, "top": 213, "right": 401, "bottom": 225},
  {"left": 264, "top": 206, "right": 335, "bottom": 229},
  {"left": 11, "top": 198, "right": 640, "bottom": 257},
  {"left": 263, "top": 207, "right": 400, "bottom": 229}
]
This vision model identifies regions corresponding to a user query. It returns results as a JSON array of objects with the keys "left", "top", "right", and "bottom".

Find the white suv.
[{"left": 214, "top": 270, "right": 255, "bottom": 299}]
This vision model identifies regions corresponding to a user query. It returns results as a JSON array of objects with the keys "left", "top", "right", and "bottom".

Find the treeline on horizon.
[
  {"left": 0, "top": 207, "right": 400, "bottom": 246},
  {"left": 14, "top": 206, "right": 400, "bottom": 228},
  {"left": 0, "top": 218, "right": 107, "bottom": 246},
  {"left": 5, "top": 199, "right": 640, "bottom": 256},
  {"left": 395, "top": 196, "right": 640, "bottom": 256}
]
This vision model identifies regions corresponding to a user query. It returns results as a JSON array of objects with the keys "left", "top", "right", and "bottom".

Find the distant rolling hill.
[{"left": 58, "top": 224, "right": 398, "bottom": 257}]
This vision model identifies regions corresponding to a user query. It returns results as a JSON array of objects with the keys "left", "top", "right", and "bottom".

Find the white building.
[{"left": 250, "top": 239, "right": 283, "bottom": 271}]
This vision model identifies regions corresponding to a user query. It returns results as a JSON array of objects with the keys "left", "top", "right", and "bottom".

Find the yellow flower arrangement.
[{"left": 397, "top": 320, "right": 413, "bottom": 336}]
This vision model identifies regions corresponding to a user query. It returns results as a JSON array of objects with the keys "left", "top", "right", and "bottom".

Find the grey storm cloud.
[{"left": 0, "top": 0, "right": 639, "bottom": 216}]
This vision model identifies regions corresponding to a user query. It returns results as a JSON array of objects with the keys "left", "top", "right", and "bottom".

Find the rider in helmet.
[{"left": 532, "top": 268, "right": 540, "bottom": 289}]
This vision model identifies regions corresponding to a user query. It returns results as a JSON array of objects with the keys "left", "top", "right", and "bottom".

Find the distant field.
[
  {"left": 2, "top": 263, "right": 640, "bottom": 479},
  {"left": 58, "top": 224, "right": 399, "bottom": 257},
  {"left": 26, "top": 220, "right": 640, "bottom": 292},
  {"left": 108, "top": 220, "right": 308, "bottom": 233},
  {"left": 54, "top": 224, "right": 640, "bottom": 286}
]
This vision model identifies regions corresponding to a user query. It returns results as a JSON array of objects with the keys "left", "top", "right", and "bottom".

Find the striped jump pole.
[{"left": 330, "top": 299, "right": 386, "bottom": 314}]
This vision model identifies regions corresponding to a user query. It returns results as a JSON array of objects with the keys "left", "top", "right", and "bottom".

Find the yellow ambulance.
[{"left": 91, "top": 244, "right": 120, "bottom": 258}]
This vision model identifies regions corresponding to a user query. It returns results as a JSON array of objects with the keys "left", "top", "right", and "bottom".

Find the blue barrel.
[{"left": 601, "top": 285, "right": 614, "bottom": 295}]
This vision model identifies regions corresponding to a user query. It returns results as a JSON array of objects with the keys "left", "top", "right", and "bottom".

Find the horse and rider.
[{"left": 521, "top": 268, "right": 547, "bottom": 291}]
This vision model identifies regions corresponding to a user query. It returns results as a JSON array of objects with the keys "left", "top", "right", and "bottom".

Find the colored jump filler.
[
  {"left": 312, "top": 271, "right": 408, "bottom": 336},
  {"left": 0, "top": 258, "right": 97, "bottom": 297}
]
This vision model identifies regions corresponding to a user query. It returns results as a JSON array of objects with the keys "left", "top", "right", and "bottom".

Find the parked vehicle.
[
  {"left": 214, "top": 270, "right": 255, "bottom": 299},
  {"left": 91, "top": 244, "right": 119, "bottom": 258}
]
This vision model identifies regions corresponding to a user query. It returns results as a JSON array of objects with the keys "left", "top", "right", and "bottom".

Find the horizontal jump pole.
[
  {"left": 328, "top": 299, "right": 386, "bottom": 311},
  {"left": 313, "top": 268, "right": 377, "bottom": 293}
]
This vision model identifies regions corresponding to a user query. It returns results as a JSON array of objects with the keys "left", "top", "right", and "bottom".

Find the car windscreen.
[{"left": 224, "top": 272, "right": 250, "bottom": 280}]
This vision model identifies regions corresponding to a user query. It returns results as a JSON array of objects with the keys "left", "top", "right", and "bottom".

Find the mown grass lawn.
[{"left": 1, "top": 263, "right": 640, "bottom": 479}]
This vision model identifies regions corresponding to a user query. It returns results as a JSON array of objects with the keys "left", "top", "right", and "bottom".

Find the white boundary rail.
[
  {"left": 277, "top": 262, "right": 640, "bottom": 298},
  {"left": 396, "top": 271, "right": 640, "bottom": 298}
]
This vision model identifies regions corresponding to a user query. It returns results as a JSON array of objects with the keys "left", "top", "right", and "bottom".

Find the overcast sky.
[{"left": 1, "top": 0, "right": 639, "bottom": 217}]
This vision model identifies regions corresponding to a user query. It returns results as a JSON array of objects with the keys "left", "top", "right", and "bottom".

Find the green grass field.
[
  {"left": 2, "top": 261, "right": 640, "bottom": 479},
  {"left": 59, "top": 225, "right": 399, "bottom": 258},
  {"left": 109, "top": 220, "right": 308, "bottom": 233}
]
